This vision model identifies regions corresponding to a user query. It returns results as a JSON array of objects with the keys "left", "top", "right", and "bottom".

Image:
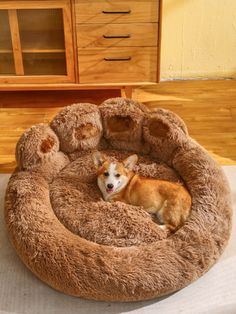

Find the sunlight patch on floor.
[{"left": 134, "top": 89, "right": 193, "bottom": 103}]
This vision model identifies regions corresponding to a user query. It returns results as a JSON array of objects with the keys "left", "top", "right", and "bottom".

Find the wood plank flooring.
[
  {"left": 0, "top": 80, "right": 236, "bottom": 173},
  {"left": 134, "top": 80, "right": 236, "bottom": 163}
]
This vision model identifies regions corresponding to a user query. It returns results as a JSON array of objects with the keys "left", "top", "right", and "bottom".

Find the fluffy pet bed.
[{"left": 5, "top": 98, "right": 232, "bottom": 302}]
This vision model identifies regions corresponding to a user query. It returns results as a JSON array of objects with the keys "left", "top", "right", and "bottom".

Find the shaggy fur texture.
[
  {"left": 16, "top": 123, "right": 69, "bottom": 182},
  {"left": 5, "top": 98, "right": 232, "bottom": 302},
  {"left": 99, "top": 98, "right": 150, "bottom": 153},
  {"left": 50, "top": 103, "right": 103, "bottom": 153}
]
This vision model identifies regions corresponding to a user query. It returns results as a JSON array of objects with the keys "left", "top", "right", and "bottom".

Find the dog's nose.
[{"left": 107, "top": 183, "right": 114, "bottom": 189}]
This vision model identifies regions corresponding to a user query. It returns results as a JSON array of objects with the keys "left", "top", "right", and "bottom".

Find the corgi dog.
[{"left": 93, "top": 152, "right": 192, "bottom": 232}]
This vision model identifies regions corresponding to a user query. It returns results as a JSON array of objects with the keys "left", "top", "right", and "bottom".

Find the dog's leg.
[
  {"left": 156, "top": 200, "right": 167, "bottom": 224},
  {"left": 161, "top": 199, "right": 183, "bottom": 231},
  {"left": 158, "top": 202, "right": 170, "bottom": 232},
  {"left": 159, "top": 225, "right": 167, "bottom": 231},
  {"left": 147, "top": 202, "right": 170, "bottom": 232},
  {"left": 146, "top": 207, "right": 158, "bottom": 214}
]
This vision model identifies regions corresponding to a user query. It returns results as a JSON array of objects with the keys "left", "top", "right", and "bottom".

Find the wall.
[{"left": 161, "top": 0, "right": 236, "bottom": 79}]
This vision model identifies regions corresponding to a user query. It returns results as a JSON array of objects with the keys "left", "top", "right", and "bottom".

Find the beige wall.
[{"left": 161, "top": 0, "right": 236, "bottom": 79}]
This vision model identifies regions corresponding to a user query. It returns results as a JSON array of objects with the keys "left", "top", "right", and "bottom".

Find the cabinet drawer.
[
  {"left": 75, "top": 0, "right": 158, "bottom": 24},
  {"left": 77, "top": 23, "right": 158, "bottom": 48},
  {"left": 78, "top": 47, "right": 157, "bottom": 83}
]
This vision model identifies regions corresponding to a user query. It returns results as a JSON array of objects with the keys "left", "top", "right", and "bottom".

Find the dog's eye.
[
  {"left": 104, "top": 172, "right": 109, "bottom": 177},
  {"left": 115, "top": 174, "right": 121, "bottom": 178}
]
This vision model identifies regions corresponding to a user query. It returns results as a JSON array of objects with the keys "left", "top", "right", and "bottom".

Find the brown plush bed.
[{"left": 4, "top": 98, "right": 232, "bottom": 301}]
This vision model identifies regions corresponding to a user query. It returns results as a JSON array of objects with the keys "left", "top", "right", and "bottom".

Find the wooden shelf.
[
  {"left": 22, "top": 49, "right": 66, "bottom": 53},
  {"left": 0, "top": 50, "right": 13, "bottom": 53}
]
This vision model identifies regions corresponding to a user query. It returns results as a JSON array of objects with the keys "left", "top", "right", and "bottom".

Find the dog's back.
[{"left": 113, "top": 174, "right": 191, "bottom": 231}]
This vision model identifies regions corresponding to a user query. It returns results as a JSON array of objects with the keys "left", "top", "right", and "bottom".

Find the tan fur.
[{"left": 98, "top": 157, "right": 192, "bottom": 231}]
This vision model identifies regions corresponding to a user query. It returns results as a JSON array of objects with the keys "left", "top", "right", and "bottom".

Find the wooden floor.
[
  {"left": 134, "top": 80, "right": 236, "bottom": 164},
  {"left": 0, "top": 80, "right": 236, "bottom": 173}
]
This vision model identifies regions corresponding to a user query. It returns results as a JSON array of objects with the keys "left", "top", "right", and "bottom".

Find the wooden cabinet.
[
  {"left": 0, "top": 0, "right": 162, "bottom": 93},
  {"left": 0, "top": 0, "right": 75, "bottom": 84},
  {"left": 76, "top": 0, "right": 160, "bottom": 84}
]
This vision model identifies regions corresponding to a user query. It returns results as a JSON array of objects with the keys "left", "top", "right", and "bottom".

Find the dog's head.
[{"left": 93, "top": 152, "right": 138, "bottom": 200}]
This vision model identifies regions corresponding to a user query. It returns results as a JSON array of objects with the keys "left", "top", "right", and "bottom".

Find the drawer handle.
[
  {"left": 102, "top": 10, "right": 131, "bottom": 14},
  {"left": 104, "top": 57, "right": 131, "bottom": 61},
  {"left": 103, "top": 34, "right": 131, "bottom": 39}
]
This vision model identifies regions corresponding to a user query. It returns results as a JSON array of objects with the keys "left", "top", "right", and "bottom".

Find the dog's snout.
[{"left": 107, "top": 183, "right": 114, "bottom": 189}]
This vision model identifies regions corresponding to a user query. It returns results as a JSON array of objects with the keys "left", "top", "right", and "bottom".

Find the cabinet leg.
[{"left": 122, "top": 86, "right": 133, "bottom": 99}]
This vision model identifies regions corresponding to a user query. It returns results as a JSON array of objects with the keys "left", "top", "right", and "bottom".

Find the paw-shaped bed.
[{"left": 5, "top": 98, "right": 232, "bottom": 301}]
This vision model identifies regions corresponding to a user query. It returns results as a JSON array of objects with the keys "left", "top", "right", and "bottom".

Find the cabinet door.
[
  {"left": 0, "top": 0, "right": 75, "bottom": 84},
  {"left": 0, "top": 10, "right": 15, "bottom": 75}
]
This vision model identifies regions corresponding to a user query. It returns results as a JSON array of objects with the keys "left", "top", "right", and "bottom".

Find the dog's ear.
[
  {"left": 123, "top": 154, "right": 138, "bottom": 170},
  {"left": 92, "top": 151, "right": 105, "bottom": 168}
]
